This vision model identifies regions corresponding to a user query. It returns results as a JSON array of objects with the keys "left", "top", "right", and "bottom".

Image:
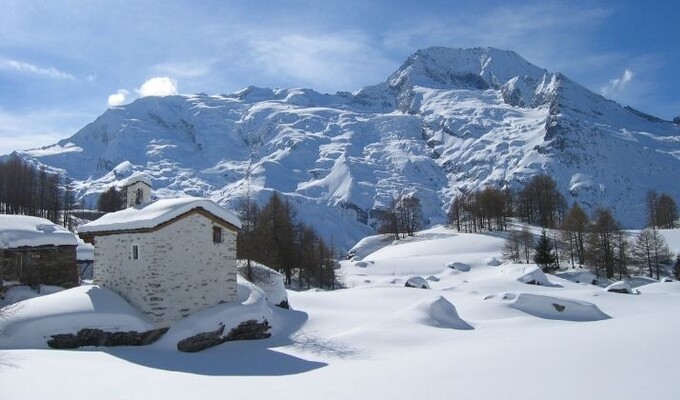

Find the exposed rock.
[
  {"left": 176, "top": 324, "right": 225, "bottom": 353},
  {"left": 446, "top": 262, "right": 471, "bottom": 272},
  {"left": 223, "top": 319, "right": 272, "bottom": 341},
  {"left": 276, "top": 299, "right": 290, "bottom": 309},
  {"left": 176, "top": 319, "right": 271, "bottom": 353},
  {"left": 605, "top": 281, "right": 636, "bottom": 294},
  {"left": 405, "top": 276, "right": 430, "bottom": 289},
  {"left": 48, "top": 327, "right": 169, "bottom": 349}
]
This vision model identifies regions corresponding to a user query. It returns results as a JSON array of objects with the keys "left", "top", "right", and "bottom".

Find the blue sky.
[{"left": 1, "top": 0, "right": 678, "bottom": 155}]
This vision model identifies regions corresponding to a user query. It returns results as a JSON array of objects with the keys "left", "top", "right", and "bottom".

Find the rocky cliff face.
[{"left": 14, "top": 47, "right": 680, "bottom": 249}]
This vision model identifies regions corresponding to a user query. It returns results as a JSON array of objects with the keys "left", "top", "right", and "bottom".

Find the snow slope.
[
  {"left": 11, "top": 47, "right": 680, "bottom": 248},
  {"left": 2, "top": 226, "right": 680, "bottom": 399}
]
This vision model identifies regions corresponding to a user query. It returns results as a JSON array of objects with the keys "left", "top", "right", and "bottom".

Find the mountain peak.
[{"left": 389, "top": 46, "right": 547, "bottom": 89}]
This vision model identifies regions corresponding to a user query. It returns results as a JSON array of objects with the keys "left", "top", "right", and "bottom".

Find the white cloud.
[
  {"left": 601, "top": 69, "right": 634, "bottom": 98},
  {"left": 0, "top": 59, "right": 75, "bottom": 80},
  {"left": 107, "top": 89, "right": 130, "bottom": 107},
  {"left": 0, "top": 108, "right": 92, "bottom": 156},
  {"left": 248, "top": 32, "right": 394, "bottom": 92},
  {"left": 137, "top": 77, "right": 179, "bottom": 97},
  {"left": 153, "top": 61, "right": 212, "bottom": 78}
]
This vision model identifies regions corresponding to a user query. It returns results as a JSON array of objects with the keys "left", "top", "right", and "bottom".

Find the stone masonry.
[{"left": 93, "top": 211, "right": 237, "bottom": 327}]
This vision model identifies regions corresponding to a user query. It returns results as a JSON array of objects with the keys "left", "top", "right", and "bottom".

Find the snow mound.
[
  {"left": 354, "top": 261, "right": 369, "bottom": 268},
  {"left": 237, "top": 260, "right": 288, "bottom": 307},
  {"left": 446, "top": 262, "right": 471, "bottom": 272},
  {"left": 154, "top": 276, "right": 273, "bottom": 350},
  {"left": 508, "top": 293, "right": 610, "bottom": 322},
  {"left": 0, "top": 285, "right": 41, "bottom": 307},
  {"left": 485, "top": 257, "right": 503, "bottom": 266},
  {"left": 605, "top": 281, "right": 637, "bottom": 294},
  {"left": 556, "top": 269, "right": 598, "bottom": 285},
  {"left": 482, "top": 292, "right": 517, "bottom": 301},
  {"left": 405, "top": 276, "right": 431, "bottom": 289},
  {"left": 394, "top": 296, "right": 473, "bottom": 330},
  {"left": 515, "top": 265, "right": 558, "bottom": 287},
  {"left": 0, "top": 285, "right": 154, "bottom": 349},
  {"left": 637, "top": 281, "right": 680, "bottom": 294},
  {"left": 347, "top": 234, "right": 394, "bottom": 260},
  {"left": 660, "top": 277, "right": 673, "bottom": 282}
]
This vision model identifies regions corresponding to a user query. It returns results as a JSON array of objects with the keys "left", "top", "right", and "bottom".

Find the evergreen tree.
[
  {"left": 673, "top": 254, "right": 680, "bottom": 280},
  {"left": 533, "top": 229, "right": 557, "bottom": 272},
  {"left": 97, "top": 187, "right": 124, "bottom": 212}
]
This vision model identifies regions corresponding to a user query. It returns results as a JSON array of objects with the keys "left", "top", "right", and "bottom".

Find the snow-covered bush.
[{"left": 237, "top": 260, "right": 289, "bottom": 308}]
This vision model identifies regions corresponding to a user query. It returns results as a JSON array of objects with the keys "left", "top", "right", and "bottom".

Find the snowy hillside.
[
  {"left": 3, "top": 226, "right": 680, "bottom": 400},
  {"left": 12, "top": 47, "right": 680, "bottom": 248}
]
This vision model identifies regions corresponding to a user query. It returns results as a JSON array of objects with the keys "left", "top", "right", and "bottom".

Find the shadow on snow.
[{"left": 103, "top": 307, "right": 328, "bottom": 376}]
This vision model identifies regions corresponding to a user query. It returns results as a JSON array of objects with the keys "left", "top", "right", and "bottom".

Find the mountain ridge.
[{"left": 10, "top": 46, "right": 680, "bottom": 249}]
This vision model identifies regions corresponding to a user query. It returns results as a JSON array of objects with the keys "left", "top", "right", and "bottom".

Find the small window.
[
  {"left": 213, "top": 226, "right": 223, "bottom": 244},
  {"left": 135, "top": 188, "right": 144, "bottom": 205},
  {"left": 132, "top": 245, "right": 139, "bottom": 260}
]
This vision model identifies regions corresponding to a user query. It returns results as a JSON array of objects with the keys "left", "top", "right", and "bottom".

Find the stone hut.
[
  {"left": 122, "top": 175, "right": 152, "bottom": 208},
  {"left": 0, "top": 215, "right": 79, "bottom": 289},
  {"left": 78, "top": 193, "right": 241, "bottom": 328}
]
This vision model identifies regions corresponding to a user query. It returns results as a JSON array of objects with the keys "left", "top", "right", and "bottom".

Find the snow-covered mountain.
[{"left": 13, "top": 47, "right": 680, "bottom": 249}]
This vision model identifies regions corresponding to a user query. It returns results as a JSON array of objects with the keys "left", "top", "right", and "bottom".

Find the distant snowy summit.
[
  {"left": 389, "top": 47, "right": 547, "bottom": 89},
  {"left": 13, "top": 46, "right": 680, "bottom": 248}
]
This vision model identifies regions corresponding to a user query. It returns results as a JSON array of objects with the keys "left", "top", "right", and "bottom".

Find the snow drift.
[
  {"left": 0, "top": 285, "right": 153, "bottom": 349},
  {"left": 394, "top": 296, "right": 473, "bottom": 330},
  {"left": 504, "top": 293, "right": 610, "bottom": 322}
]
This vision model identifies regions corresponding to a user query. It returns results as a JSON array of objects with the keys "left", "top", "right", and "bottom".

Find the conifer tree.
[{"left": 533, "top": 229, "right": 557, "bottom": 272}]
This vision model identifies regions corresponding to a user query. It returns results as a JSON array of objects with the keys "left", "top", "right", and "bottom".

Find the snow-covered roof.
[
  {"left": 0, "top": 215, "right": 79, "bottom": 249},
  {"left": 78, "top": 197, "right": 241, "bottom": 234},
  {"left": 122, "top": 174, "right": 152, "bottom": 188}
]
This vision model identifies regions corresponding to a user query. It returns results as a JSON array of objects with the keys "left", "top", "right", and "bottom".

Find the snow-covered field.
[{"left": 2, "top": 226, "right": 680, "bottom": 399}]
